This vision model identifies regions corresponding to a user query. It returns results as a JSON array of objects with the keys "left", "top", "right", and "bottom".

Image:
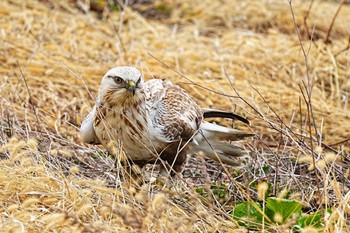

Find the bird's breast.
[{"left": 94, "top": 105, "right": 160, "bottom": 161}]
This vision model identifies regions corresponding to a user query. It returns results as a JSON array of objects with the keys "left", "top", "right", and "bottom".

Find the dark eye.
[{"left": 114, "top": 77, "right": 123, "bottom": 84}]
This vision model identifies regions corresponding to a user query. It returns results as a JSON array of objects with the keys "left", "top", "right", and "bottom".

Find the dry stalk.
[
  {"left": 324, "top": 0, "right": 345, "bottom": 43},
  {"left": 288, "top": 0, "right": 331, "bottom": 210},
  {"left": 335, "top": 35, "right": 350, "bottom": 57},
  {"left": 16, "top": 60, "right": 41, "bottom": 128},
  {"left": 303, "top": 0, "right": 314, "bottom": 39},
  {"left": 148, "top": 52, "right": 242, "bottom": 100},
  {"left": 110, "top": 3, "right": 128, "bottom": 63}
]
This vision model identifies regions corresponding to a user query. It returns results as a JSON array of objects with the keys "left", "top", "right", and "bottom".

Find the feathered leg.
[{"left": 159, "top": 141, "right": 187, "bottom": 177}]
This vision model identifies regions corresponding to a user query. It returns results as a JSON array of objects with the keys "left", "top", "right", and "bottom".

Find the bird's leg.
[
  {"left": 157, "top": 142, "right": 187, "bottom": 184},
  {"left": 115, "top": 159, "right": 143, "bottom": 186},
  {"left": 158, "top": 161, "right": 170, "bottom": 177},
  {"left": 157, "top": 162, "right": 173, "bottom": 188},
  {"left": 157, "top": 155, "right": 186, "bottom": 188},
  {"left": 119, "top": 159, "right": 144, "bottom": 187}
]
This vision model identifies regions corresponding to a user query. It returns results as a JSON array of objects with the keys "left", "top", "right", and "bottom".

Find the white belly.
[{"left": 94, "top": 109, "right": 163, "bottom": 161}]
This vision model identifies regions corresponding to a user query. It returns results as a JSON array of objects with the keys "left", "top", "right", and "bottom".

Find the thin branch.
[
  {"left": 335, "top": 35, "right": 350, "bottom": 57},
  {"left": 303, "top": 0, "right": 314, "bottom": 39},
  {"left": 329, "top": 137, "right": 350, "bottom": 147},
  {"left": 110, "top": 2, "right": 128, "bottom": 63},
  {"left": 288, "top": 2, "right": 324, "bottom": 197},
  {"left": 298, "top": 96, "right": 304, "bottom": 143},
  {"left": 273, "top": 120, "right": 283, "bottom": 196},
  {"left": 288, "top": 0, "right": 312, "bottom": 94},
  {"left": 225, "top": 68, "right": 338, "bottom": 155},
  {"left": 302, "top": 80, "right": 319, "bottom": 143},
  {"left": 289, "top": 1, "right": 320, "bottom": 142},
  {"left": 148, "top": 52, "right": 242, "bottom": 99},
  {"left": 16, "top": 60, "right": 41, "bottom": 129},
  {"left": 298, "top": 83, "right": 320, "bottom": 196},
  {"left": 324, "top": 0, "right": 345, "bottom": 44}
]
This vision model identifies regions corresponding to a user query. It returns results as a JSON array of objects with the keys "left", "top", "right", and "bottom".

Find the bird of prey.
[{"left": 80, "top": 67, "right": 253, "bottom": 176}]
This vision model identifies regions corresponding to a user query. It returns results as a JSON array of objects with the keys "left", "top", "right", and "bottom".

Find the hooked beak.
[{"left": 127, "top": 80, "right": 136, "bottom": 96}]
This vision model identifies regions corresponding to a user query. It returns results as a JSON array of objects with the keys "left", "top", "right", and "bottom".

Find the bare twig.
[
  {"left": 60, "top": 62, "right": 95, "bottom": 102},
  {"left": 329, "top": 137, "right": 350, "bottom": 147},
  {"left": 288, "top": 1, "right": 323, "bottom": 202},
  {"left": 303, "top": 0, "right": 314, "bottom": 39},
  {"left": 21, "top": 4, "right": 57, "bottom": 75},
  {"left": 324, "top": 0, "right": 345, "bottom": 43},
  {"left": 298, "top": 97, "right": 304, "bottom": 143},
  {"left": 110, "top": 2, "right": 128, "bottom": 63},
  {"left": 273, "top": 120, "right": 283, "bottom": 196},
  {"left": 288, "top": 0, "right": 320, "bottom": 142},
  {"left": 335, "top": 35, "right": 350, "bottom": 57},
  {"left": 225, "top": 67, "right": 338, "bottom": 155},
  {"left": 298, "top": 83, "right": 320, "bottom": 195},
  {"left": 148, "top": 52, "right": 242, "bottom": 99},
  {"left": 16, "top": 60, "right": 41, "bottom": 129}
]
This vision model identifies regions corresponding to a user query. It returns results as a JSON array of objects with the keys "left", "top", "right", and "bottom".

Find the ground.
[{"left": 0, "top": 0, "right": 349, "bottom": 232}]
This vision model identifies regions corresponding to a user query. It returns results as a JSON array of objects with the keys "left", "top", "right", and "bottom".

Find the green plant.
[
  {"left": 295, "top": 209, "right": 331, "bottom": 230},
  {"left": 232, "top": 198, "right": 329, "bottom": 231}
]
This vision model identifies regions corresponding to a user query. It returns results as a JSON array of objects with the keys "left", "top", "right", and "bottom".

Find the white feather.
[
  {"left": 196, "top": 121, "right": 254, "bottom": 142},
  {"left": 188, "top": 121, "right": 254, "bottom": 166},
  {"left": 80, "top": 106, "right": 100, "bottom": 144}
]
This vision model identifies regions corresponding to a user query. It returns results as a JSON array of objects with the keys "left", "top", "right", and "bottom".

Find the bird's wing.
[
  {"left": 145, "top": 79, "right": 203, "bottom": 143},
  {"left": 80, "top": 106, "right": 101, "bottom": 145}
]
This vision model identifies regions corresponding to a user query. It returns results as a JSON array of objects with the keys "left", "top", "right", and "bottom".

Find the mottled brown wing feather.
[{"left": 150, "top": 82, "right": 203, "bottom": 142}]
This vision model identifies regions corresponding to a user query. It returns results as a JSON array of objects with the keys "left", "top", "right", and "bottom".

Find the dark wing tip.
[{"left": 203, "top": 110, "right": 250, "bottom": 125}]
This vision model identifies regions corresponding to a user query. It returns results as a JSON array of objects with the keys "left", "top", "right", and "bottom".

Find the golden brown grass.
[{"left": 0, "top": 0, "right": 349, "bottom": 232}]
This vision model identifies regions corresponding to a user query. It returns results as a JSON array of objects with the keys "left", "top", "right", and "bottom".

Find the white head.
[{"left": 97, "top": 66, "right": 145, "bottom": 106}]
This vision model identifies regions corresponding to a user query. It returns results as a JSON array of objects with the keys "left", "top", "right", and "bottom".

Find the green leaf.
[
  {"left": 232, "top": 201, "right": 264, "bottom": 228},
  {"left": 195, "top": 188, "right": 208, "bottom": 197},
  {"left": 266, "top": 197, "right": 302, "bottom": 223},
  {"left": 262, "top": 165, "right": 270, "bottom": 173},
  {"left": 296, "top": 209, "right": 331, "bottom": 229},
  {"left": 210, "top": 185, "right": 227, "bottom": 199},
  {"left": 297, "top": 212, "right": 323, "bottom": 228}
]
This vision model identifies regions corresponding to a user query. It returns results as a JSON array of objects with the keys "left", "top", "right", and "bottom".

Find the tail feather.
[
  {"left": 200, "top": 121, "right": 254, "bottom": 141},
  {"left": 190, "top": 141, "right": 248, "bottom": 166},
  {"left": 190, "top": 121, "right": 254, "bottom": 166}
]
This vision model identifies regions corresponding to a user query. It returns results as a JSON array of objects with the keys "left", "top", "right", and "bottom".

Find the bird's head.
[{"left": 97, "top": 66, "right": 145, "bottom": 106}]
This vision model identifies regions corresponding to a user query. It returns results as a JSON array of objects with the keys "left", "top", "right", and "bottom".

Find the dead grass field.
[{"left": 0, "top": 0, "right": 349, "bottom": 232}]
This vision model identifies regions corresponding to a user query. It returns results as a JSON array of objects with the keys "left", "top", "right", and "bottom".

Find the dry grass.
[{"left": 0, "top": 0, "right": 349, "bottom": 232}]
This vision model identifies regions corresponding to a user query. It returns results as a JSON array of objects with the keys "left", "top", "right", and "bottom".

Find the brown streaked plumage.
[{"left": 80, "top": 67, "right": 254, "bottom": 176}]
